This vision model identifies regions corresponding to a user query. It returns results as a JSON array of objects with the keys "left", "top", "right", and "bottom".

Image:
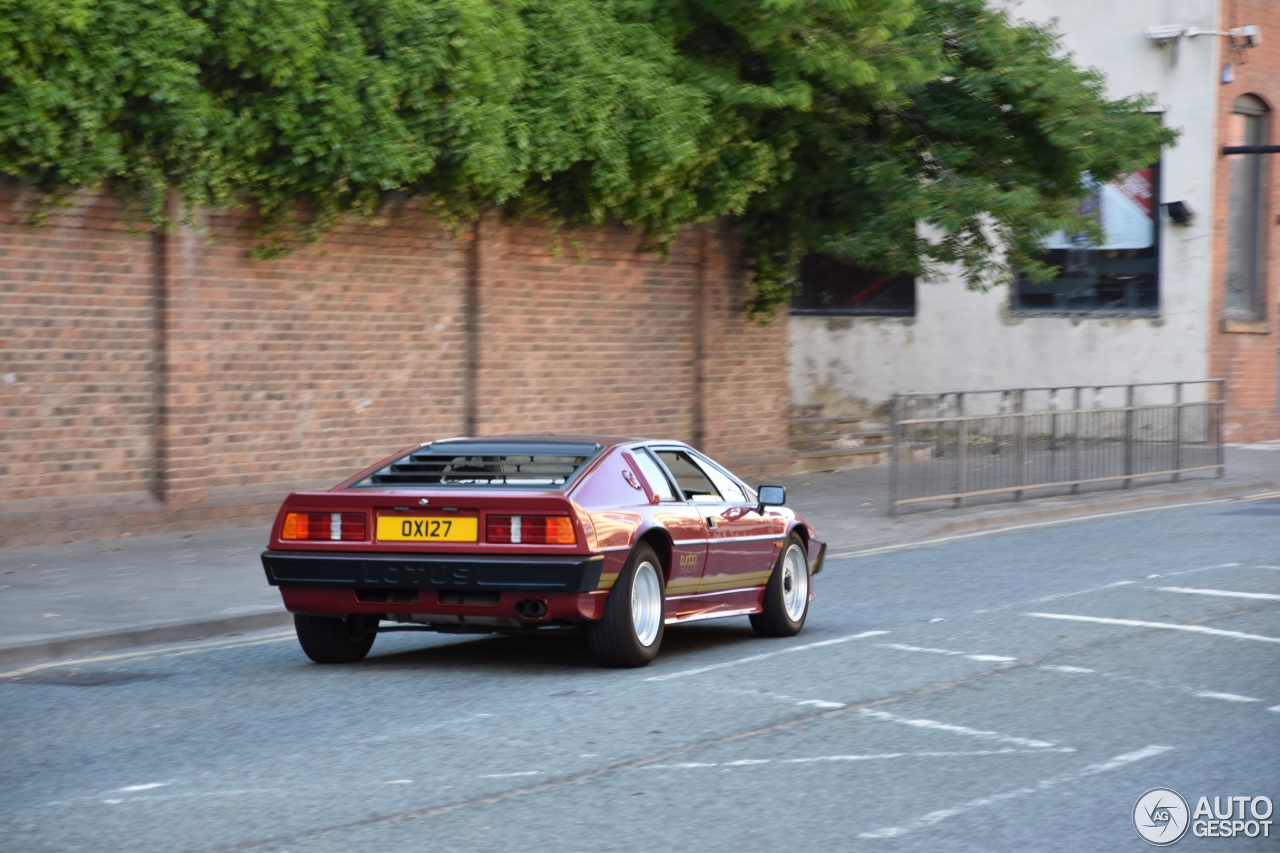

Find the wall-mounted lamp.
[{"left": 1163, "top": 201, "right": 1195, "bottom": 226}]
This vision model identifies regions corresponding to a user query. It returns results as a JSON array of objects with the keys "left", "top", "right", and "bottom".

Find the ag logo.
[{"left": 1134, "top": 788, "right": 1190, "bottom": 846}]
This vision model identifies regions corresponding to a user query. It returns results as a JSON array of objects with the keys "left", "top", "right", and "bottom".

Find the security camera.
[
  {"left": 1144, "top": 25, "right": 1186, "bottom": 44},
  {"left": 1163, "top": 201, "right": 1195, "bottom": 226},
  {"left": 1232, "top": 25, "right": 1261, "bottom": 48}
]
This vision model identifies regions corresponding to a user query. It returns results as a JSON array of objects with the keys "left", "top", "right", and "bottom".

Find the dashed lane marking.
[
  {"left": 643, "top": 630, "right": 888, "bottom": 682},
  {"left": 1040, "top": 665, "right": 1272, "bottom": 709},
  {"left": 857, "top": 745, "right": 1174, "bottom": 840},
  {"left": 1026, "top": 613, "right": 1280, "bottom": 644},
  {"left": 1193, "top": 692, "right": 1261, "bottom": 703},
  {"left": 877, "top": 643, "right": 1017, "bottom": 663},
  {"left": 635, "top": 748, "right": 1076, "bottom": 772},
  {"left": 1156, "top": 586, "right": 1280, "bottom": 602},
  {"left": 857, "top": 709, "right": 1063, "bottom": 750}
]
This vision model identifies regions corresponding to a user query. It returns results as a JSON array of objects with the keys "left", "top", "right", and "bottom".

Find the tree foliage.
[{"left": 0, "top": 0, "right": 1174, "bottom": 313}]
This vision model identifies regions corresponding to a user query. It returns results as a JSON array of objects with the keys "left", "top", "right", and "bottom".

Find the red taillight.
[
  {"left": 486, "top": 515, "right": 576, "bottom": 545},
  {"left": 281, "top": 512, "right": 366, "bottom": 541}
]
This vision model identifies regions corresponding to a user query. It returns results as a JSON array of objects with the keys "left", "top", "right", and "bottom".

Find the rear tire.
[
  {"left": 294, "top": 614, "right": 378, "bottom": 663},
  {"left": 750, "top": 534, "right": 810, "bottom": 637},
  {"left": 586, "top": 543, "right": 665, "bottom": 668}
]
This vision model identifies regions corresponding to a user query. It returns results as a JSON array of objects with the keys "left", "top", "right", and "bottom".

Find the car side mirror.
[{"left": 756, "top": 484, "right": 786, "bottom": 515}]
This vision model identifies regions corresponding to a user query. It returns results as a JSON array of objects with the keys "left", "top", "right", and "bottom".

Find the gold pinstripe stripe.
[{"left": 693, "top": 572, "right": 772, "bottom": 592}]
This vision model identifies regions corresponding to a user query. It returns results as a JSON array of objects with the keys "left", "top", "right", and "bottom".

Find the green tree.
[
  {"left": 733, "top": 0, "right": 1176, "bottom": 315},
  {"left": 0, "top": 0, "right": 1174, "bottom": 313}
]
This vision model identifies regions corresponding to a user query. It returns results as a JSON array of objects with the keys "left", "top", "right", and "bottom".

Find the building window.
[
  {"left": 1012, "top": 165, "right": 1160, "bottom": 314},
  {"left": 791, "top": 254, "right": 915, "bottom": 316},
  {"left": 1225, "top": 95, "right": 1269, "bottom": 319}
]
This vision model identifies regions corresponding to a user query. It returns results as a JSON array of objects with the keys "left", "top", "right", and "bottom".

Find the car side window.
[
  {"left": 654, "top": 450, "right": 725, "bottom": 503},
  {"left": 694, "top": 456, "right": 748, "bottom": 504},
  {"left": 633, "top": 450, "right": 678, "bottom": 501}
]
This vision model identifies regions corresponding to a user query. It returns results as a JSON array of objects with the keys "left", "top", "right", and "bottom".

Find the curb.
[
  {"left": 818, "top": 480, "right": 1277, "bottom": 559},
  {"left": 0, "top": 610, "right": 293, "bottom": 668},
  {"left": 914, "top": 479, "right": 1276, "bottom": 539}
]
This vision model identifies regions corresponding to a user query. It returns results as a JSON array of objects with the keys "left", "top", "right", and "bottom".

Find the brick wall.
[
  {"left": 0, "top": 189, "right": 156, "bottom": 509},
  {"left": 0, "top": 183, "right": 791, "bottom": 545},
  {"left": 474, "top": 219, "right": 699, "bottom": 441},
  {"left": 1210, "top": 0, "right": 1280, "bottom": 441}
]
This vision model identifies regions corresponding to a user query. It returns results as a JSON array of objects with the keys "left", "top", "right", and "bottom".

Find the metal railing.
[{"left": 889, "top": 380, "right": 1225, "bottom": 515}]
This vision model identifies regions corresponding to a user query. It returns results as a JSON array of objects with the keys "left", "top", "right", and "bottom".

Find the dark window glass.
[
  {"left": 1012, "top": 165, "right": 1160, "bottom": 314},
  {"left": 791, "top": 254, "right": 915, "bottom": 316},
  {"left": 356, "top": 440, "right": 600, "bottom": 489},
  {"left": 654, "top": 449, "right": 724, "bottom": 503},
  {"left": 1225, "top": 95, "right": 1269, "bottom": 319}
]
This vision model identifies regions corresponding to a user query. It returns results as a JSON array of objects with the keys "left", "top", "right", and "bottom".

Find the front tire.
[
  {"left": 586, "top": 543, "right": 666, "bottom": 668},
  {"left": 294, "top": 614, "right": 378, "bottom": 663},
  {"left": 750, "top": 534, "right": 810, "bottom": 637}
]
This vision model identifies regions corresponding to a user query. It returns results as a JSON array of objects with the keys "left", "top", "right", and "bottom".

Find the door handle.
[{"left": 706, "top": 516, "right": 719, "bottom": 529}]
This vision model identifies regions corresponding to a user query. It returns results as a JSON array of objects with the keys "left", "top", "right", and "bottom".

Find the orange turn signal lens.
[
  {"left": 281, "top": 512, "right": 366, "bottom": 541},
  {"left": 542, "top": 516, "right": 576, "bottom": 545}
]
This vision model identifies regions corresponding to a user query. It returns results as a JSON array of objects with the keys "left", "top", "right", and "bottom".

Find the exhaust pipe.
[{"left": 514, "top": 599, "right": 548, "bottom": 618}]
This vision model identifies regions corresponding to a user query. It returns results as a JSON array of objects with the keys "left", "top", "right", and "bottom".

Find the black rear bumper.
[{"left": 262, "top": 550, "right": 605, "bottom": 594}]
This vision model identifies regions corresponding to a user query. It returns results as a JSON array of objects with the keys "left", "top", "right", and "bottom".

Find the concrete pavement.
[{"left": 3, "top": 442, "right": 1278, "bottom": 667}]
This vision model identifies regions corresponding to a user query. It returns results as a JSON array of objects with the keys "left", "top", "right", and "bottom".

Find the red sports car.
[{"left": 261, "top": 435, "right": 825, "bottom": 667}]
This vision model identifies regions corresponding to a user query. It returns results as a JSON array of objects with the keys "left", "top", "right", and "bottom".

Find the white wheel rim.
[
  {"left": 781, "top": 544, "right": 809, "bottom": 622},
  {"left": 631, "top": 561, "right": 662, "bottom": 647}
]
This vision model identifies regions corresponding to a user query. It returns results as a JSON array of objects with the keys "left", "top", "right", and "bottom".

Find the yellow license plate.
[{"left": 377, "top": 515, "right": 477, "bottom": 542}]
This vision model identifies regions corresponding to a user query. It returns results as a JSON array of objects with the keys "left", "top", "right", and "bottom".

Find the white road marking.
[
  {"left": 974, "top": 566, "right": 1244, "bottom": 616},
  {"left": 643, "top": 631, "right": 888, "bottom": 682},
  {"left": 975, "top": 583, "right": 1139, "bottom": 614},
  {"left": 1043, "top": 664, "right": 1275, "bottom": 709},
  {"left": 479, "top": 771, "right": 544, "bottom": 779},
  {"left": 1023, "top": 581, "right": 1136, "bottom": 605},
  {"left": 857, "top": 709, "right": 1063, "bottom": 750},
  {"left": 1027, "top": 613, "right": 1280, "bottom": 644},
  {"left": 857, "top": 745, "right": 1173, "bottom": 840},
  {"left": 1269, "top": 706, "right": 1280, "bottom": 713},
  {"left": 1156, "top": 586, "right": 1280, "bottom": 602},
  {"left": 1166, "top": 562, "right": 1241, "bottom": 576},
  {"left": 86, "top": 788, "right": 285, "bottom": 807},
  {"left": 119, "top": 783, "right": 168, "bottom": 792},
  {"left": 1193, "top": 692, "right": 1261, "bottom": 703},
  {"left": 877, "top": 643, "right": 1017, "bottom": 663},
  {"left": 639, "top": 748, "right": 1075, "bottom": 772},
  {"left": 719, "top": 688, "right": 846, "bottom": 710}
]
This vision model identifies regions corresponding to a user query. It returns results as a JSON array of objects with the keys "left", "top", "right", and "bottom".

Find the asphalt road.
[{"left": 2, "top": 498, "right": 1277, "bottom": 852}]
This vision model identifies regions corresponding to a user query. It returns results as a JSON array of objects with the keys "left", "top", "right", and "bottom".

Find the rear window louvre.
[{"left": 357, "top": 441, "right": 601, "bottom": 489}]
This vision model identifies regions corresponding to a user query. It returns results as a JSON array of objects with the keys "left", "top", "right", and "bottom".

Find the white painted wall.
[{"left": 789, "top": 0, "right": 1222, "bottom": 416}]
